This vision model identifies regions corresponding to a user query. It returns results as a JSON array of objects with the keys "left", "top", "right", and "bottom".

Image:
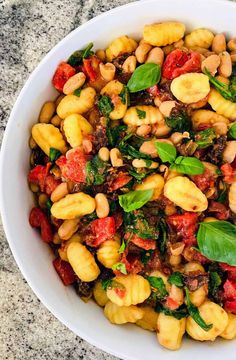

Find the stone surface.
[{"left": 0, "top": 1, "right": 134, "bottom": 359}]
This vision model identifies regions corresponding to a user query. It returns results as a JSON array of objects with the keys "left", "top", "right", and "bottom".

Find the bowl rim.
[{"left": 1, "top": 0, "right": 236, "bottom": 359}]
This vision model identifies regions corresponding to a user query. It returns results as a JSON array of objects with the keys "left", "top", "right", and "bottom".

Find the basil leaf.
[
  {"left": 101, "top": 279, "right": 113, "bottom": 290},
  {"left": 98, "top": 95, "right": 114, "bottom": 117},
  {"left": 127, "top": 63, "right": 161, "bottom": 93},
  {"left": 171, "top": 156, "right": 204, "bottom": 175},
  {"left": 119, "top": 240, "right": 126, "bottom": 254},
  {"left": 155, "top": 142, "right": 177, "bottom": 163},
  {"left": 67, "top": 43, "right": 94, "bottom": 66},
  {"left": 147, "top": 276, "right": 168, "bottom": 299},
  {"left": 119, "top": 86, "right": 128, "bottom": 105},
  {"left": 165, "top": 111, "right": 192, "bottom": 133},
  {"left": 185, "top": 288, "right": 213, "bottom": 331},
  {"left": 156, "top": 303, "right": 188, "bottom": 320},
  {"left": 136, "top": 108, "right": 146, "bottom": 119},
  {"left": 168, "top": 272, "right": 184, "bottom": 288},
  {"left": 74, "top": 88, "right": 82, "bottom": 97},
  {"left": 119, "top": 189, "right": 153, "bottom": 212},
  {"left": 49, "top": 147, "right": 61, "bottom": 163},
  {"left": 82, "top": 42, "right": 94, "bottom": 59},
  {"left": 197, "top": 221, "right": 236, "bottom": 266},
  {"left": 112, "top": 262, "right": 127, "bottom": 274},
  {"left": 229, "top": 123, "right": 236, "bottom": 139},
  {"left": 195, "top": 128, "right": 216, "bottom": 149}
]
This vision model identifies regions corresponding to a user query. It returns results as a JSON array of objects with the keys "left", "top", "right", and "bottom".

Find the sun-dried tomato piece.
[
  {"left": 56, "top": 148, "right": 87, "bottom": 183},
  {"left": 167, "top": 212, "right": 198, "bottom": 246},
  {"left": 108, "top": 173, "right": 132, "bottom": 191},
  {"left": 191, "top": 169, "right": 215, "bottom": 192},
  {"left": 82, "top": 56, "right": 101, "bottom": 82},
  {"left": 52, "top": 62, "right": 76, "bottom": 92},
  {"left": 85, "top": 217, "right": 116, "bottom": 247},
  {"left": 29, "top": 207, "right": 53, "bottom": 243},
  {"left": 44, "top": 175, "right": 61, "bottom": 195},
  {"left": 146, "top": 85, "right": 160, "bottom": 97},
  {"left": 221, "top": 163, "right": 235, "bottom": 184},
  {"left": 208, "top": 200, "right": 229, "bottom": 220},
  {"left": 223, "top": 279, "right": 236, "bottom": 300},
  {"left": 162, "top": 49, "right": 201, "bottom": 80},
  {"left": 53, "top": 257, "right": 76, "bottom": 285},
  {"left": 28, "top": 163, "right": 51, "bottom": 192},
  {"left": 128, "top": 233, "right": 156, "bottom": 251}
]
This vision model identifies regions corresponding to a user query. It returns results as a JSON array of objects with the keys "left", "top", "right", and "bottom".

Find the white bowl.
[{"left": 1, "top": 0, "right": 236, "bottom": 359}]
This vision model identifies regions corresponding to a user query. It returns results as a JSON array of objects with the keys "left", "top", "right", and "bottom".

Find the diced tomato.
[
  {"left": 56, "top": 148, "right": 87, "bottom": 183},
  {"left": 128, "top": 233, "right": 156, "bottom": 251},
  {"left": 28, "top": 163, "right": 51, "bottom": 192},
  {"left": 208, "top": 201, "right": 229, "bottom": 220},
  {"left": 167, "top": 212, "right": 198, "bottom": 246},
  {"left": 52, "top": 62, "right": 76, "bottom": 92},
  {"left": 108, "top": 173, "right": 132, "bottom": 191},
  {"left": 224, "top": 300, "right": 236, "bottom": 314},
  {"left": 223, "top": 279, "right": 236, "bottom": 300},
  {"left": 191, "top": 169, "right": 215, "bottom": 192},
  {"left": 53, "top": 257, "right": 76, "bottom": 285},
  {"left": 197, "top": 123, "right": 212, "bottom": 131},
  {"left": 83, "top": 56, "right": 101, "bottom": 82},
  {"left": 29, "top": 207, "right": 53, "bottom": 243},
  {"left": 44, "top": 175, "right": 61, "bottom": 195},
  {"left": 221, "top": 163, "right": 236, "bottom": 184},
  {"left": 115, "top": 251, "right": 143, "bottom": 276},
  {"left": 113, "top": 212, "right": 123, "bottom": 230},
  {"left": 165, "top": 297, "right": 179, "bottom": 310},
  {"left": 85, "top": 217, "right": 116, "bottom": 247},
  {"left": 114, "top": 287, "right": 126, "bottom": 298},
  {"left": 162, "top": 49, "right": 201, "bottom": 80},
  {"left": 146, "top": 85, "right": 160, "bottom": 97}
]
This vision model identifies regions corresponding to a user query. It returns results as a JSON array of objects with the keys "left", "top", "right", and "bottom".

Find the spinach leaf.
[
  {"left": 168, "top": 272, "right": 184, "bottom": 288},
  {"left": 101, "top": 279, "right": 113, "bottom": 290},
  {"left": 74, "top": 88, "right": 82, "bottom": 97},
  {"left": 229, "top": 123, "right": 236, "bottom": 139},
  {"left": 67, "top": 42, "right": 94, "bottom": 66},
  {"left": 165, "top": 111, "right": 192, "bottom": 133},
  {"left": 155, "top": 142, "right": 177, "bottom": 163},
  {"left": 136, "top": 108, "right": 146, "bottom": 119},
  {"left": 49, "top": 147, "right": 61, "bottom": 163},
  {"left": 170, "top": 156, "right": 204, "bottom": 175},
  {"left": 123, "top": 210, "right": 158, "bottom": 239},
  {"left": 140, "top": 250, "right": 154, "bottom": 265},
  {"left": 185, "top": 288, "right": 213, "bottom": 331},
  {"left": 156, "top": 303, "right": 188, "bottom": 319},
  {"left": 208, "top": 271, "right": 222, "bottom": 300},
  {"left": 147, "top": 276, "right": 168, "bottom": 299},
  {"left": 217, "top": 182, "right": 228, "bottom": 203},
  {"left": 118, "top": 240, "right": 126, "bottom": 254},
  {"left": 197, "top": 221, "right": 236, "bottom": 266},
  {"left": 119, "top": 134, "right": 152, "bottom": 160},
  {"left": 112, "top": 262, "right": 127, "bottom": 274},
  {"left": 195, "top": 128, "right": 216, "bottom": 148},
  {"left": 119, "top": 189, "right": 153, "bottom": 212},
  {"left": 157, "top": 219, "right": 167, "bottom": 255},
  {"left": 86, "top": 155, "right": 107, "bottom": 185},
  {"left": 107, "top": 124, "right": 127, "bottom": 147},
  {"left": 127, "top": 63, "right": 161, "bottom": 93},
  {"left": 204, "top": 68, "right": 236, "bottom": 102},
  {"left": 98, "top": 95, "right": 114, "bottom": 117},
  {"left": 82, "top": 42, "right": 94, "bottom": 59},
  {"left": 119, "top": 86, "right": 128, "bottom": 105},
  {"left": 128, "top": 169, "right": 148, "bottom": 182}
]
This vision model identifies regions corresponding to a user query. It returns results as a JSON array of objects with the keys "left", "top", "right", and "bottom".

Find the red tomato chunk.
[
  {"left": 53, "top": 257, "right": 76, "bottom": 285},
  {"left": 56, "top": 148, "right": 87, "bottom": 183},
  {"left": 223, "top": 279, "right": 236, "bottom": 300},
  {"left": 85, "top": 217, "right": 116, "bottom": 247},
  {"left": 191, "top": 169, "right": 214, "bottom": 192},
  {"left": 29, "top": 207, "right": 53, "bottom": 243},
  {"left": 224, "top": 300, "right": 236, "bottom": 314},
  {"left": 167, "top": 212, "right": 198, "bottom": 246},
  {"left": 52, "top": 62, "right": 76, "bottom": 92}
]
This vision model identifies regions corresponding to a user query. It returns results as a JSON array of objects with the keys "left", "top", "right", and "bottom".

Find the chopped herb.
[
  {"left": 49, "top": 148, "right": 61, "bottom": 163},
  {"left": 123, "top": 210, "right": 158, "bottom": 239},
  {"left": 217, "top": 182, "right": 228, "bottom": 203},
  {"left": 119, "top": 86, "right": 128, "bottom": 105},
  {"left": 67, "top": 42, "right": 94, "bottom": 66},
  {"left": 128, "top": 169, "right": 148, "bottom": 182},
  {"left": 185, "top": 288, "right": 213, "bottom": 331},
  {"left": 98, "top": 95, "right": 114, "bottom": 117},
  {"left": 168, "top": 272, "right": 184, "bottom": 288},
  {"left": 157, "top": 219, "right": 167, "bottom": 255},
  {"left": 156, "top": 303, "right": 188, "bottom": 319},
  {"left": 208, "top": 271, "right": 222, "bottom": 300},
  {"left": 118, "top": 134, "right": 152, "bottom": 161},
  {"left": 140, "top": 250, "right": 154, "bottom": 265},
  {"left": 119, "top": 240, "right": 126, "bottom": 254},
  {"left": 46, "top": 199, "right": 52, "bottom": 211},
  {"left": 136, "top": 108, "right": 146, "bottom": 119},
  {"left": 112, "top": 262, "right": 127, "bottom": 274},
  {"left": 229, "top": 123, "right": 236, "bottom": 139},
  {"left": 82, "top": 42, "right": 94, "bottom": 59},
  {"left": 204, "top": 68, "right": 236, "bottom": 102},
  {"left": 147, "top": 276, "right": 168, "bottom": 299},
  {"left": 86, "top": 155, "right": 107, "bottom": 185},
  {"left": 74, "top": 88, "right": 82, "bottom": 97},
  {"left": 101, "top": 278, "right": 113, "bottom": 290},
  {"left": 106, "top": 123, "right": 127, "bottom": 147},
  {"left": 195, "top": 128, "right": 216, "bottom": 148},
  {"left": 82, "top": 211, "right": 98, "bottom": 224},
  {"left": 165, "top": 111, "right": 192, "bottom": 133}
]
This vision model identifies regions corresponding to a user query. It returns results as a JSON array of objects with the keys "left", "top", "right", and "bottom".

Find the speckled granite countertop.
[{"left": 0, "top": 1, "right": 134, "bottom": 359}]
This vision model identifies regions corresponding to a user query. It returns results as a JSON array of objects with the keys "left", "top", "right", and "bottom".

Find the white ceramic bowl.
[{"left": 1, "top": 0, "right": 236, "bottom": 359}]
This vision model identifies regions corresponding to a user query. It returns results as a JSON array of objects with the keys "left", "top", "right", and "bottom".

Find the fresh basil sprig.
[
  {"left": 127, "top": 63, "right": 161, "bottom": 93},
  {"left": 197, "top": 221, "right": 236, "bottom": 266},
  {"left": 168, "top": 272, "right": 184, "bottom": 288},
  {"left": 229, "top": 123, "right": 236, "bottom": 139},
  {"left": 119, "top": 189, "right": 153, "bottom": 212},
  {"left": 155, "top": 142, "right": 204, "bottom": 175},
  {"left": 185, "top": 288, "right": 213, "bottom": 331}
]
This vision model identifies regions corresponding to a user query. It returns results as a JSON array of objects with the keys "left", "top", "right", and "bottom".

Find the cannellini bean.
[
  {"left": 122, "top": 55, "right": 137, "bottom": 73},
  {"left": 132, "top": 159, "right": 158, "bottom": 169},
  {"left": 135, "top": 42, "right": 152, "bottom": 63},
  {"left": 63, "top": 72, "right": 86, "bottom": 95},
  {"left": 96, "top": 49, "right": 106, "bottom": 61},
  {"left": 227, "top": 38, "right": 236, "bottom": 51},
  {"left": 223, "top": 141, "right": 236, "bottom": 163},
  {"left": 184, "top": 261, "right": 205, "bottom": 273},
  {"left": 145, "top": 47, "right": 164, "bottom": 65},
  {"left": 29, "top": 183, "right": 39, "bottom": 193},
  {"left": 154, "top": 96, "right": 162, "bottom": 107},
  {"left": 39, "top": 101, "right": 56, "bottom": 123},
  {"left": 213, "top": 121, "right": 228, "bottom": 135},
  {"left": 170, "top": 242, "right": 185, "bottom": 256},
  {"left": 164, "top": 203, "right": 177, "bottom": 216},
  {"left": 219, "top": 51, "right": 232, "bottom": 77},
  {"left": 53, "top": 232, "right": 61, "bottom": 244},
  {"left": 229, "top": 181, "right": 236, "bottom": 214},
  {"left": 139, "top": 140, "right": 158, "bottom": 158},
  {"left": 189, "top": 285, "right": 207, "bottom": 307},
  {"left": 203, "top": 216, "right": 218, "bottom": 222},
  {"left": 38, "top": 193, "right": 49, "bottom": 209},
  {"left": 110, "top": 148, "right": 123, "bottom": 167},
  {"left": 169, "top": 255, "right": 182, "bottom": 266},
  {"left": 159, "top": 100, "right": 176, "bottom": 117},
  {"left": 174, "top": 39, "right": 184, "bottom": 48},
  {"left": 170, "top": 131, "right": 190, "bottom": 145},
  {"left": 29, "top": 136, "right": 37, "bottom": 149},
  {"left": 136, "top": 124, "right": 151, "bottom": 136},
  {"left": 99, "top": 62, "right": 116, "bottom": 81},
  {"left": 58, "top": 218, "right": 80, "bottom": 240},
  {"left": 169, "top": 285, "right": 184, "bottom": 306},
  {"left": 212, "top": 33, "right": 226, "bottom": 54},
  {"left": 201, "top": 54, "right": 220, "bottom": 75},
  {"left": 98, "top": 147, "right": 110, "bottom": 162},
  {"left": 51, "top": 182, "right": 68, "bottom": 202},
  {"left": 95, "top": 193, "right": 110, "bottom": 218},
  {"left": 51, "top": 114, "right": 62, "bottom": 127}
]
